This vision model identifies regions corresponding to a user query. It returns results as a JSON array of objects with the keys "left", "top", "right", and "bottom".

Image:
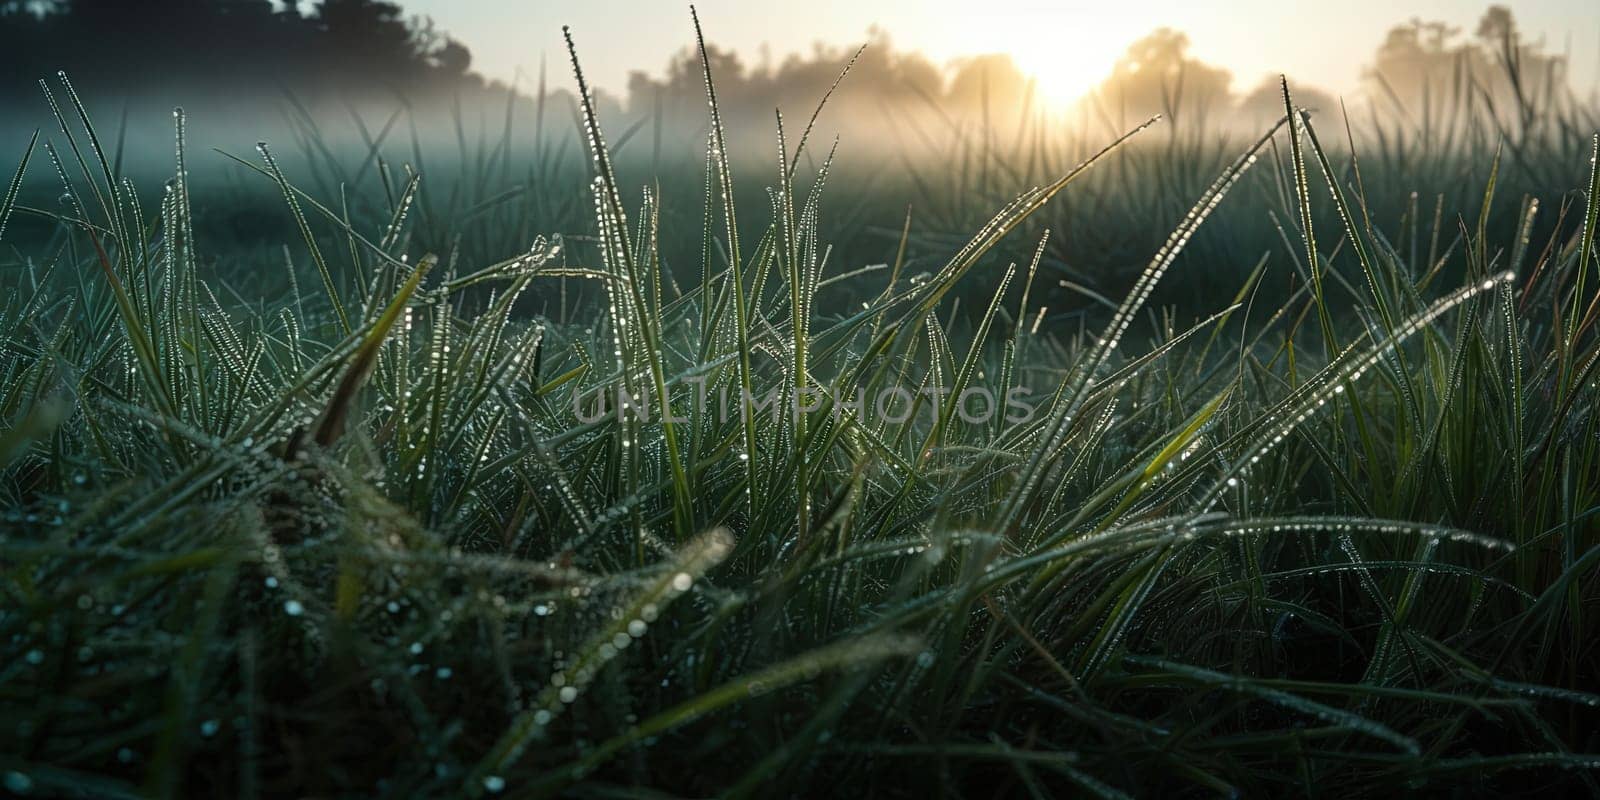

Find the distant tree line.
[
  {"left": 0, "top": 0, "right": 480, "bottom": 104},
  {"left": 0, "top": 1, "right": 1582, "bottom": 151},
  {"left": 625, "top": 6, "right": 1579, "bottom": 137}
]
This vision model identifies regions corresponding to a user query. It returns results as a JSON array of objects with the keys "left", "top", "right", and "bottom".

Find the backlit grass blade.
[{"left": 0, "top": 130, "right": 37, "bottom": 245}]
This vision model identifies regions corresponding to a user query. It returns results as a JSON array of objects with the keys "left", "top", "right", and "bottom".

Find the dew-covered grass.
[{"left": 2, "top": 15, "right": 1600, "bottom": 798}]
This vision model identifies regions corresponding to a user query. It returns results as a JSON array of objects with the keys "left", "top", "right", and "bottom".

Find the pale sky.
[{"left": 400, "top": 1, "right": 1600, "bottom": 106}]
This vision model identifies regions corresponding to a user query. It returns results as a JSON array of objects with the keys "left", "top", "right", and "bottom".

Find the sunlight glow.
[
  {"left": 925, "top": 4, "right": 1140, "bottom": 111},
  {"left": 1007, "top": 34, "right": 1128, "bottom": 109}
]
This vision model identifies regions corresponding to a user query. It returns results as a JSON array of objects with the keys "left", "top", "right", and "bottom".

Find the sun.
[
  {"left": 927, "top": 4, "right": 1136, "bottom": 112},
  {"left": 1006, "top": 32, "right": 1127, "bottom": 111}
]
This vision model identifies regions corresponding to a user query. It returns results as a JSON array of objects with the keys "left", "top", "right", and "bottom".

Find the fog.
[{"left": 3, "top": 1, "right": 1594, "bottom": 308}]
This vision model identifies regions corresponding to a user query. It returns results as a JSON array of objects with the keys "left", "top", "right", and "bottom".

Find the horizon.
[{"left": 405, "top": 0, "right": 1600, "bottom": 105}]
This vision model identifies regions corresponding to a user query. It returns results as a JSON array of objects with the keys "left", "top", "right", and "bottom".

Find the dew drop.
[{"left": 3, "top": 771, "right": 32, "bottom": 795}]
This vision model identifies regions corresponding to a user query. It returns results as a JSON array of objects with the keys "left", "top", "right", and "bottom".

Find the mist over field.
[
  {"left": 4, "top": 1, "right": 1595, "bottom": 310},
  {"left": 2, "top": 2, "right": 1591, "bottom": 175}
]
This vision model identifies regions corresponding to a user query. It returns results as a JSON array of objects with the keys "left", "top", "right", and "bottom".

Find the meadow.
[{"left": 2, "top": 13, "right": 1599, "bottom": 797}]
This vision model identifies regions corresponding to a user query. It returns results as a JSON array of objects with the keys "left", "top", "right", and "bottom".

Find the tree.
[
  {"left": 1363, "top": 5, "right": 1567, "bottom": 123},
  {"left": 0, "top": 0, "right": 483, "bottom": 105},
  {"left": 944, "top": 54, "right": 1032, "bottom": 121},
  {"left": 432, "top": 37, "right": 471, "bottom": 78},
  {"left": 1087, "top": 28, "right": 1233, "bottom": 128}
]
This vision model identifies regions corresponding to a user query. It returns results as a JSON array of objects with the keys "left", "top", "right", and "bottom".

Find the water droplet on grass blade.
[{"left": 3, "top": 771, "right": 32, "bottom": 794}]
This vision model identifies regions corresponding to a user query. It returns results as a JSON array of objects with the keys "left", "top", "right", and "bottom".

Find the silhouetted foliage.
[
  {"left": 615, "top": 4, "right": 1588, "bottom": 144},
  {"left": 623, "top": 28, "right": 949, "bottom": 146},
  {"left": 0, "top": 0, "right": 482, "bottom": 105},
  {"left": 943, "top": 54, "right": 1033, "bottom": 122},
  {"left": 1364, "top": 4, "right": 1575, "bottom": 127},
  {"left": 3, "top": 0, "right": 1586, "bottom": 147},
  {"left": 1082, "top": 28, "right": 1233, "bottom": 128}
]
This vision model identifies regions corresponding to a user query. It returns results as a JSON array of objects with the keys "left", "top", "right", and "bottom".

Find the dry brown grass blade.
[{"left": 289, "top": 254, "right": 437, "bottom": 457}]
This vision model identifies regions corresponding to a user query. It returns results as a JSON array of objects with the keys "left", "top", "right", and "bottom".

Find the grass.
[{"left": 2, "top": 17, "right": 1600, "bottom": 798}]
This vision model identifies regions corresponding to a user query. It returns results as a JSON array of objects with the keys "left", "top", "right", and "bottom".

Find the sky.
[{"left": 401, "top": 0, "right": 1600, "bottom": 106}]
